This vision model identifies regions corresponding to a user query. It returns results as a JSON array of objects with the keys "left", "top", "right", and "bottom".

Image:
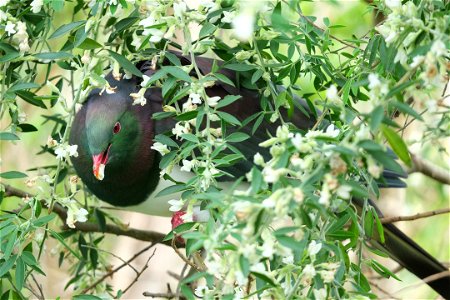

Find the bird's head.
[
  {"left": 77, "top": 76, "right": 152, "bottom": 182},
  {"left": 86, "top": 97, "right": 141, "bottom": 180}
]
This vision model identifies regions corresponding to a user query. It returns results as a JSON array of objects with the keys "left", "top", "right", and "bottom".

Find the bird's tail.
[{"left": 366, "top": 199, "right": 450, "bottom": 299}]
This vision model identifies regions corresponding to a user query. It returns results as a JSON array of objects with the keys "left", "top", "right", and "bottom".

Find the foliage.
[{"left": 0, "top": 0, "right": 449, "bottom": 299}]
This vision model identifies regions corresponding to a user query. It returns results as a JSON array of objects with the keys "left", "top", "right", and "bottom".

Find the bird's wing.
[{"left": 146, "top": 53, "right": 449, "bottom": 298}]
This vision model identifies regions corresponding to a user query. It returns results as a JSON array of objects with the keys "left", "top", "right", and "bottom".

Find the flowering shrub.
[{"left": 0, "top": 0, "right": 448, "bottom": 299}]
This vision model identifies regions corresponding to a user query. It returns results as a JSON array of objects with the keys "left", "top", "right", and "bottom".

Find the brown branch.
[
  {"left": 142, "top": 292, "right": 179, "bottom": 299},
  {"left": 408, "top": 153, "right": 450, "bottom": 185},
  {"left": 2, "top": 184, "right": 180, "bottom": 247},
  {"left": 380, "top": 207, "right": 450, "bottom": 224},
  {"left": 122, "top": 248, "right": 157, "bottom": 295},
  {"left": 394, "top": 270, "right": 450, "bottom": 295},
  {"left": 81, "top": 243, "right": 156, "bottom": 294},
  {"left": 171, "top": 237, "right": 204, "bottom": 272}
]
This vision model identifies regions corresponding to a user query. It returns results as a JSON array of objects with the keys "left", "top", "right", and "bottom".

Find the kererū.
[{"left": 69, "top": 53, "right": 450, "bottom": 298}]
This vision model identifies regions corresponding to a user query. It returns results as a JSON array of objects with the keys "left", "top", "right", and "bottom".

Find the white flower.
[
  {"left": 368, "top": 73, "right": 381, "bottom": 90},
  {"left": 66, "top": 205, "right": 88, "bottom": 228},
  {"left": 326, "top": 85, "right": 340, "bottom": 103},
  {"left": 232, "top": 12, "right": 255, "bottom": 42},
  {"left": 172, "top": 122, "right": 190, "bottom": 138},
  {"left": 54, "top": 143, "right": 78, "bottom": 160},
  {"left": 130, "top": 89, "right": 147, "bottom": 106},
  {"left": 168, "top": 199, "right": 184, "bottom": 212},
  {"left": 324, "top": 124, "right": 340, "bottom": 138},
  {"left": 5, "top": 21, "right": 16, "bottom": 36},
  {"left": 313, "top": 288, "right": 327, "bottom": 300},
  {"left": 385, "top": 0, "right": 401, "bottom": 10},
  {"left": 308, "top": 240, "right": 322, "bottom": 256},
  {"left": 206, "top": 96, "right": 220, "bottom": 107},
  {"left": 320, "top": 270, "right": 335, "bottom": 283},
  {"left": 430, "top": 40, "right": 447, "bottom": 58},
  {"left": 394, "top": 47, "right": 407, "bottom": 66},
  {"left": 141, "top": 75, "right": 151, "bottom": 87},
  {"left": 253, "top": 152, "right": 265, "bottom": 166},
  {"left": 336, "top": 185, "right": 351, "bottom": 199},
  {"left": 302, "top": 264, "right": 316, "bottom": 279},
  {"left": 31, "top": 0, "right": 44, "bottom": 13},
  {"left": 410, "top": 55, "right": 424, "bottom": 68},
  {"left": 173, "top": 2, "right": 187, "bottom": 20},
  {"left": 0, "top": 0, "right": 10, "bottom": 7},
  {"left": 139, "top": 15, "right": 156, "bottom": 28},
  {"left": 147, "top": 28, "right": 164, "bottom": 43},
  {"left": 151, "top": 142, "right": 170, "bottom": 156},
  {"left": 282, "top": 255, "right": 294, "bottom": 264},
  {"left": 180, "top": 159, "right": 195, "bottom": 172},
  {"left": 189, "top": 92, "right": 202, "bottom": 105},
  {"left": 221, "top": 11, "right": 235, "bottom": 23}
]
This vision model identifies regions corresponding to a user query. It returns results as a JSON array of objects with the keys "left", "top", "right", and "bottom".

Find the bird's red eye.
[{"left": 113, "top": 122, "right": 121, "bottom": 134}]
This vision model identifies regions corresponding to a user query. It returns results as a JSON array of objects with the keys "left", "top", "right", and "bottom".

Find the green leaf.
[
  {"left": 181, "top": 133, "right": 199, "bottom": 143},
  {"left": 49, "top": 21, "right": 86, "bottom": 39},
  {"left": 154, "top": 134, "right": 179, "bottom": 148},
  {"left": 162, "top": 66, "right": 192, "bottom": 82},
  {"left": 108, "top": 50, "right": 143, "bottom": 77},
  {"left": 215, "top": 95, "right": 241, "bottom": 109},
  {"left": 15, "top": 257, "right": 25, "bottom": 291},
  {"left": 199, "top": 22, "right": 216, "bottom": 38},
  {"left": 370, "top": 105, "right": 384, "bottom": 131},
  {"left": 49, "top": 230, "right": 82, "bottom": 259},
  {"left": 17, "top": 123, "right": 38, "bottom": 133},
  {"left": 224, "top": 63, "right": 256, "bottom": 72},
  {"left": 163, "top": 222, "right": 197, "bottom": 241},
  {"left": 226, "top": 132, "right": 250, "bottom": 143},
  {"left": 0, "top": 171, "right": 27, "bottom": 179},
  {"left": 155, "top": 184, "right": 187, "bottom": 198},
  {"left": 21, "top": 251, "right": 38, "bottom": 266},
  {"left": 33, "top": 214, "right": 56, "bottom": 226},
  {"left": 214, "top": 73, "right": 235, "bottom": 87},
  {"left": 390, "top": 100, "right": 423, "bottom": 121},
  {"left": 0, "top": 255, "right": 16, "bottom": 277},
  {"left": 7, "top": 82, "right": 40, "bottom": 93},
  {"left": 0, "top": 51, "right": 20, "bottom": 63},
  {"left": 381, "top": 125, "right": 411, "bottom": 167},
  {"left": 34, "top": 52, "right": 73, "bottom": 60},
  {"left": 251, "top": 69, "right": 264, "bottom": 84},
  {"left": 0, "top": 132, "right": 20, "bottom": 141},
  {"left": 77, "top": 38, "right": 103, "bottom": 50},
  {"left": 94, "top": 208, "right": 106, "bottom": 232},
  {"left": 216, "top": 111, "right": 242, "bottom": 126}
]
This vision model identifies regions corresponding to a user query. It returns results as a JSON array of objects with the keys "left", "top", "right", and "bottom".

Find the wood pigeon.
[{"left": 69, "top": 53, "right": 449, "bottom": 298}]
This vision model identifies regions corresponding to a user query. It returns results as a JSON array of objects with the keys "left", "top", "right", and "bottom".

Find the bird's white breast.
[{"left": 121, "top": 166, "right": 249, "bottom": 217}]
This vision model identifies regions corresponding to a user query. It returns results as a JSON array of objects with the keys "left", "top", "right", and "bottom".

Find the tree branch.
[
  {"left": 122, "top": 248, "right": 157, "bottom": 295},
  {"left": 380, "top": 207, "right": 450, "bottom": 224},
  {"left": 81, "top": 243, "right": 156, "bottom": 294},
  {"left": 408, "top": 153, "right": 450, "bottom": 185},
  {"left": 2, "top": 184, "right": 177, "bottom": 246},
  {"left": 142, "top": 292, "right": 180, "bottom": 299}
]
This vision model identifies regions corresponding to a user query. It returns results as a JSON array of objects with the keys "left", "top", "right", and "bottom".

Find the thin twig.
[
  {"left": 394, "top": 270, "right": 450, "bottom": 295},
  {"left": 81, "top": 243, "right": 156, "bottom": 294},
  {"left": 369, "top": 279, "right": 401, "bottom": 300},
  {"left": 81, "top": 245, "right": 139, "bottom": 274},
  {"left": 171, "top": 237, "right": 204, "bottom": 272},
  {"left": 30, "top": 273, "right": 45, "bottom": 300},
  {"left": 122, "top": 248, "right": 157, "bottom": 295},
  {"left": 167, "top": 270, "right": 182, "bottom": 281},
  {"left": 380, "top": 207, "right": 450, "bottom": 224},
  {"left": 408, "top": 153, "right": 450, "bottom": 185},
  {"left": 142, "top": 292, "right": 179, "bottom": 299}
]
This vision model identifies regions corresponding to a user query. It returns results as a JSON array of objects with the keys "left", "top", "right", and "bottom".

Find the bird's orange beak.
[{"left": 92, "top": 144, "right": 111, "bottom": 181}]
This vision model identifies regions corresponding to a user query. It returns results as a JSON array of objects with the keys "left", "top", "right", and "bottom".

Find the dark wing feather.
[{"left": 148, "top": 53, "right": 449, "bottom": 298}]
